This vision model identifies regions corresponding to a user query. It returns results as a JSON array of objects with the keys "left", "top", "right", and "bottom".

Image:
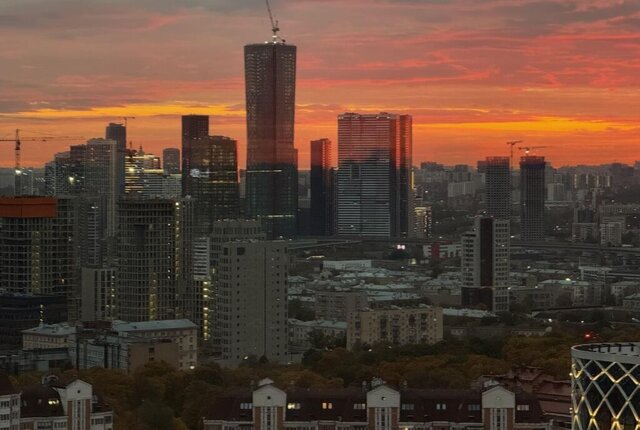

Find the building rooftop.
[
  {"left": 572, "top": 342, "right": 640, "bottom": 364},
  {"left": 112, "top": 319, "right": 196, "bottom": 332},
  {"left": 22, "top": 323, "right": 76, "bottom": 337},
  {"left": 288, "top": 319, "right": 347, "bottom": 330}
]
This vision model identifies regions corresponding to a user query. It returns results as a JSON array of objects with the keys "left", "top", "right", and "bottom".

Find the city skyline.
[{"left": 0, "top": 0, "right": 638, "bottom": 168}]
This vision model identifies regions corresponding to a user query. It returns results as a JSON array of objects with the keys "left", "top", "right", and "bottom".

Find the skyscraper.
[
  {"left": 461, "top": 216, "right": 510, "bottom": 312},
  {"left": 116, "top": 198, "right": 194, "bottom": 324},
  {"left": 520, "top": 156, "right": 546, "bottom": 241},
  {"left": 183, "top": 135, "right": 239, "bottom": 234},
  {"left": 105, "top": 122, "right": 126, "bottom": 195},
  {"left": 181, "top": 114, "right": 209, "bottom": 197},
  {"left": 337, "top": 112, "right": 412, "bottom": 238},
  {"left": 163, "top": 148, "right": 180, "bottom": 174},
  {"left": 0, "top": 197, "right": 76, "bottom": 319},
  {"left": 310, "top": 138, "right": 334, "bottom": 236},
  {"left": 244, "top": 40, "right": 298, "bottom": 238},
  {"left": 217, "top": 240, "right": 288, "bottom": 365},
  {"left": 485, "top": 156, "right": 511, "bottom": 219}
]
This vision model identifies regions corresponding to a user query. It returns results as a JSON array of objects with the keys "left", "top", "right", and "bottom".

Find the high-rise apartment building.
[
  {"left": 485, "top": 156, "right": 511, "bottom": 219},
  {"left": 80, "top": 267, "right": 116, "bottom": 322},
  {"left": 0, "top": 197, "right": 76, "bottom": 320},
  {"left": 520, "top": 156, "right": 546, "bottom": 241},
  {"left": 217, "top": 241, "right": 288, "bottom": 365},
  {"left": 310, "top": 138, "right": 334, "bottom": 236},
  {"left": 163, "top": 147, "right": 180, "bottom": 174},
  {"left": 337, "top": 112, "right": 412, "bottom": 237},
  {"left": 186, "top": 136, "right": 239, "bottom": 233},
  {"left": 461, "top": 216, "right": 510, "bottom": 312},
  {"left": 181, "top": 114, "right": 209, "bottom": 196},
  {"left": 244, "top": 41, "right": 298, "bottom": 238},
  {"left": 83, "top": 138, "right": 120, "bottom": 240},
  {"left": 116, "top": 198, "right": 194, "bottom": 325}
]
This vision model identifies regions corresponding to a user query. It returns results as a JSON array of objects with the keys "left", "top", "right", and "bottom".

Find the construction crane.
[
  {"left": 518, "top": 145, "right": 549, "bottom": 155},
  {"left": 0, "top": 129, "right": 82, "bottom": 172},
  {"left": 265, "top": 0, "right": 281, "bottom": 42},
  {"left": 506, "top": 140, "right": 523, "bottom": 170}
]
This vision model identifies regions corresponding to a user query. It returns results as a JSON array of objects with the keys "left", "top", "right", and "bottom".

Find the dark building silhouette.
[
  {"left": 485, "top": 156, "right": 511, "bottom": 219},
  {"left": 337, "top": 113, "right": 412, "bottom": 238},
  {"left": 105, "top": 122, "right": 126, "bottom": 194},
  {"left": 188, "top": 136, "right": 239, "bottom": 233},
  {"left": 520, "top": 156, "right": 546, "bottom": 241},
  {"left": 0, "top": 294, "right": 67, "bottom": 350},
  {"left": 310, "top": 139, "right": 334, "bottom": 236},
  {"left": 181, "top": 115, "right": 210, "bottom": 197},
  {"left": 244, "top": 42, "right": 298, "bottom": 238},
  {"left": 163, "top": 148, "right": 181, "bottom": 174}
]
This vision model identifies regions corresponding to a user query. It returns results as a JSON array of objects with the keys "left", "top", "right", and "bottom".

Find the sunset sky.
[{"left": 0, "top": 0, "right": 638, "bottom": 169}]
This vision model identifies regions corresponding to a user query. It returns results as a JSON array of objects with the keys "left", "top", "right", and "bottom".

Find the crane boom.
[
  {"left": 0, "top": 129, "right": 82, "bottom": 170},
  {"left": 265, "top": 0, "right": 280, "bottom": 40}
]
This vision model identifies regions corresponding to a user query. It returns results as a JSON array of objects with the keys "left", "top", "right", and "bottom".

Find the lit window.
[
  {"left": 353, "top": 403, "right": 366, "bottom": 410},
  {"left": 322, "top": 402, "right": 333, "bottom": 410},
  {"left": 287, "top": 403, "right": 301, "bottom": 410},
  {"left": 516, "top": 404, "right": 530, "bottom": 411},
  {"left": 436, "top": 403, "right": 446, "bottom": 410}
]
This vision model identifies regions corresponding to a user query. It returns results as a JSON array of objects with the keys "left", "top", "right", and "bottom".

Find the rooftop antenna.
[{"left": 265, "top": 0, "right": 282, "bottom": 43}]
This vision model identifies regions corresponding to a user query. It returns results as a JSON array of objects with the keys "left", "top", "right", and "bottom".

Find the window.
[
  {"left": 287, "top": 403, "right": 301, "bottom": 410},
  {"left": 468, "top": 404, "right": 481, "bottom": 411},
  {"left": 353, "top": 403, "right": 366, "bottom": 410},
  {"left": 321, "top": 402, "right": 333, "bottom": 410},
  {"left": 240, "top": 403, "right": 253, "bottom": 410},
  {"left": 516, "top": 404, "right": 530, "bottom": 411},
  {"left": 401, "top": 404, "right": 414, "bottom": 411},
  {"left": 436, "top": 403, "right": 446, "bottom": 410}
]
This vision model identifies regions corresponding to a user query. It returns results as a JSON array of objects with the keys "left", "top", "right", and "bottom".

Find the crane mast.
[{"left": 265, "top": 0, "right": 281, "bottom": 42}]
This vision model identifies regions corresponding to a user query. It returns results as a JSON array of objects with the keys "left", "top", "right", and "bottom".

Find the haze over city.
[{"left": 1, "top": 0, "right": 638, "bottom": 167}]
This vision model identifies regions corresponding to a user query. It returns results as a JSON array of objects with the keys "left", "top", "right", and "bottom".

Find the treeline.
[{"left": 11, "top": 327, "right": 640, "bottom": 430}]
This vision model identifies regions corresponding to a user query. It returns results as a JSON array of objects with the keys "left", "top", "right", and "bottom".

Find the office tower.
[
  {"left": 337, "top": 112, "right": 412, "bottom": 238},
  {"left": 117, "top": 198, "right": 193, "bottom": 324},
  {"left": 485, "top": 156, "right": 511, "bottom": 219},
  {"left": 461, "top": 216, "right": 510, "bottom": 312},
  {"left": 181, "top": 115, "right": 209, "bottom": 196},
  {"left": 163, "top": 148, "right": 180, "bottom": 174},
  {"left": 105, "top": 122, "right": 126, "bottom": 195},
  {"left": 80, "top": 267, "right": 116, "bottom": 321},
  {"left": 0, "top": 197, "right": 76, "bottom": 320},
  {"left": 186, "top": 136, "right": 239, "bottom": 234},
  {"left": 245, "top": 41, "right": 298, "bottom": 238},
  {"left": 310, "top": 138, "right": 334, "bottom": 236},
  {"left": 124, "top": 147, "right": 161, "bottom": 195},
  {"left": 520, "top": 156, "right": 546, "bottom": 241},
  {"left": 218, "top": 241, "right": 288, "bottom": 365},
  {"left": 414, "top": 205, "right": 433, "bottom": 238}
]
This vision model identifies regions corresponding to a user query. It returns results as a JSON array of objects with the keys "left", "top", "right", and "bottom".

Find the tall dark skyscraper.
[
  {"left": 485, "top": 156, "right": 511, "bottom": 219},
  {"left": 188, "top": 136, "right": 239, "bottom": 234},
  {"left": 310, "top": 139, "right": 334, "bottom": 236},
  {"left": 337, "top": 113, "right": 412, "bottom": 238},
  {"left": 181, "top": 115, "right": 209, "bottom": 197},
  {"left": 105, "top": 122, "right": 126, "bottom": 194},
  {"left": 244, "top": 41, "right": 298, "bottom": 238},
  {"left": 163, "top": 148, "right": 181, "bottom": 174},
  {"left": 520, "top": 155, "right": 546, "bottom": 241}
]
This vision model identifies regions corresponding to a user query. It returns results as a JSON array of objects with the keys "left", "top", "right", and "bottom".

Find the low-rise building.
[
  {"left": 314, "top": 290, "right": 368, "bottom": 321},
  {"left": 288, "top": 319, "right": 346, "bottom": 350},
  {"left": 0, "top": 373, "right": 20, "bottom": 429},
  {"left": 22, "top": 323, "right": 76, "bottom": 350},
  {"left": 622, "top": 293, "right": 640, "bottom": 312},
  {"left": 347, "top": 305, "right": 443, "bottom": 350},
  {"left": 203, "top": 379, "right": 552, "bottom": 430}
]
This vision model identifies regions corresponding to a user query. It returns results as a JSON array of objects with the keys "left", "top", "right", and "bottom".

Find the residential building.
[
  {"left": 203, "top": 379, "right": 551, "bottom": 430},
  {"left": 520, "top": 156, "right": 546, "bottom": 241},
  {"left": 310, "top": 138, "right": 334, "bottom": 236},
  {"left": 346, "top": 305, "right": 443, "bottom": 350},
  {"left": 245, "top": 41, "right": 298, "bottom": 238},
  {"left": 461, "top": 216, "right": 510, "bottom": 312},
  {"left": 0, "top": 197, "right": 76, "bottom": 319},
  {"left": 217, "top": 241, "right": 288, "bottom": 365},
  {"left": 571, "top": 343, "right": 640, "bottom": 430},
  {"left": 485, "top": 156, "right": 511, "bottom": 219},
  {"left": 22, "top": 323, "right": 75, "bottom": 350},
  {"left": 20, "top": 377, "right": 113, "bottom": 430},
  {"left": 116, "top": 198, "right": 194, "bottom": 325},
  {"left": 600, "top": 221, "right": 623, "bottom": 246},
  {"left": 163, "top": 147, "right": 180, "bottom": 174},
  {"left": 337, "top": 112, "right": 412, "bottom": 238},
  {"left": 288, "top": 319, "right": 346, "bottom": 350},
  {"left": 0, "top": 373, "right": 20, "bottom": 429},
  {"left": 413, "top": 206, "right": 432, "bottom": 238},
  {"left": 314, "top": 290, "right": 368, "bottom": 321}
]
